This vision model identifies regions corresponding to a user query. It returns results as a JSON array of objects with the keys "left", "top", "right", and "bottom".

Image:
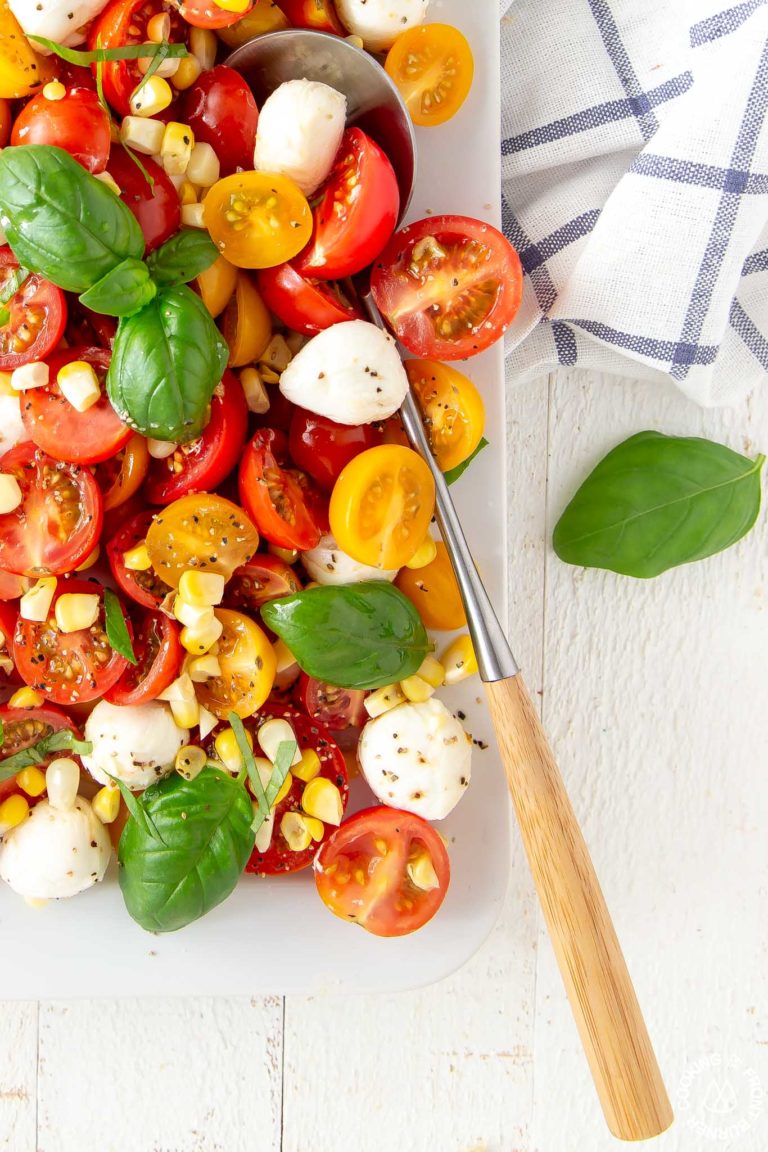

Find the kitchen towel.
[{"left": 499, "top": 0, "right": 768, "bottom": 405}]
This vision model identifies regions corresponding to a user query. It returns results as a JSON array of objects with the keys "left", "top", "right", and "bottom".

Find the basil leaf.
[
  {"left": 107, "top": 284, "right": 228, "bottom": 442},
  {"left": 228, "top": 713, "right": 296, "bottom": 832},
  {"left": 28, "top": 37, "right": 188, "bottom": 66},
  {"left": 0, "top": 266, "right": 29, "bottom": 305},
  {"left": 553, "top": 431, "right": 766, "bottom": 578},
  {"left": 444, "top": 438, "right": 489, "bottom": 485},
  {"left": 146, "top": 229, "right": 219, "bottom": 288},
  {"left": 0, "top": 731, "right": 93, "bottom": 783},
  {"left": 79, "top": 257, "right": 156, "bottom": 318},
  {"left": 103, "top": 588, "right": 137, "bottom": 665},
  {"left": 261, "top": 582, "right": 431, "bottom": 690},
  {"left": 0, "top": 145, "right": 144, "bottom": 292},
  {"left": 0, "top": 719, "right": 4, "bottom": 749},
  {"left": 267, "top": 741, "right": 297, "bottom": 808},
  {"left": 118, "top": 766, "right": 255, "bottom": 933}
]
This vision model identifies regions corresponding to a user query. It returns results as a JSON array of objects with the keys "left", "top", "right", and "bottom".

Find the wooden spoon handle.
[{"left": 485, "top": 674, "right": 673, "bottom": 1141}]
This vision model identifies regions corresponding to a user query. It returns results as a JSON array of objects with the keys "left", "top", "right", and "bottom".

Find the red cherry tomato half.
[
  {"left": 180, "top": 65, "right": 259, "bottom": 176},
  {"left": 105, "top": 609, "right": 182, "bottom": 705},
  {"left": 0, "top": 570, "right": 29, "bottom": 601},
  {"left": 0, "top": 704, "right": 79, "bottom": 802},
  {"left": 238, "top": 427, "right": 328, "bottom": 551},
  {"left": 225, "top": 553, "right": 302, "bottom": 616},
  {"left": 89, "top": 0, "right": 187, "bottom": 118},
  {"left": 288, "top": 408, "right": 381, "bottom": 492},
  {"left": 22, "top": 346, "right": 131, "bottom": 466},
  {"left": 144, "top": 370, "right": 247, "bottom": 504},
  {"left": 179, "top": 0, "right": 252, "bottom": 28},
  {"left": 106, "top": 146, "right": 181, "bottom": 254},
  {"left": 64, "top": 300, "right": 117, "bottom": 349},
  {"left": 0, "top": 248, "right": 67, "bottom": 372},
  {"left": 11, "top": 87, "right": 111, "bottom": 174},
  {"left": 106, "top": 510, "right": 169, "bottom": 610},
  {"left": 279, "top": 0, "right": 344, "bottom": 34},
  {"left": 256, "top": 263, "right": 363, "bottom": 336},
  {"left": 296, "top": 128, "right": 400, "bottom": 281},
  {"left": 0, "top": 443, "right": 102, "bottom": 577},
  {"left": 0, "top": 100, "right": 11, "bottom": 148},
  {"left": 315, "top": 806, "right": 451, "bottom": 936},
  {"left": 294, "top": 672, "right": 366, "bottom": 730},
  {"left": 370, "top": 214, "right": 523, "bottom": 360},
  {"left": 0, "top": 600, "right": 21, "bottom": 686}
]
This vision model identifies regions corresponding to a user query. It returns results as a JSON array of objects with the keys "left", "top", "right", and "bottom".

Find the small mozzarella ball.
[
  {"left": 335, "top": 0, "right": 429, "bottom": 52},
  {"left": 82, "top": 700, "right": 189, "bottom": 791},
  {"left": 9, "top": 0, "right": 111, "bottom": 47},
  {"left": 358, "top": 697, "right": 471, "bottom": 820},
  {"left": 279, "top": 320, "right": 408, "bottom": 425},
  {"left": 0, "top": 394, "right": 26, "bottom": 458},
  {"left": 254, "top": 80, "right": 347, "bottom": 196},
  {"left": 302, "top": 534, "right": 399, "bottom": 584},
  {"left": 0, "top": 797, "right": 112, "bottom": 900}
]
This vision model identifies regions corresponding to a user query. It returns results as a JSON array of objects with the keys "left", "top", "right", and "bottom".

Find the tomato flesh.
[
  {"left": 195, "top": 608, "right": 276, "bottom": 720},
  {"left": 0, "top": 248, "right": 67, "bottom": 372},
  {"left": 90, "top": 0, "right": 187, "bottom": 118},
  {"left": 239, "top": 428, "right": 328, "bottom": 552},
  {"left": 11, "top": 86, "right": 111, "bottom": 173},
  {"left": 289, "top": 408, "right": 382, "bottom": 492},
  {"left": 225, "top": 554, "right": 302, "bottom": 616},
  {"left": 294, "top": 672, "right": 366, "bottom": 730},
  {"left": 256, "top": 263, "right": 363, "bottom": 336},
  {"left": 384, "top": 23, "right": 474, "bottom": 127},
  {"left": 180, "top": 0, "right": 252, "bottom": 28},
  {"left": 106, "top": 146, "right": 181, "bottom": 254},
  {"left": 181, "top": 66, "right": 259, "bottom": 176},
  {"left": 106, "top": 510, "right": 170, "bottom": 609},
  {"left": 105, "top": 610, "right": 181, "bottom": 705},
  {"left": 203, "top": 172, "right": 313, "bottom": 269},
  {"left": 0, "top": 704, "right": 78, "bottom": 802},
  {"left": 279, "top": 0, "right": 343, "bottom": 33}
]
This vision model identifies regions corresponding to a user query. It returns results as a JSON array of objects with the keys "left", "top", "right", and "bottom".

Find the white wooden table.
[{"left": 2, "top": 365, "right": 766, "bottom": 1152}]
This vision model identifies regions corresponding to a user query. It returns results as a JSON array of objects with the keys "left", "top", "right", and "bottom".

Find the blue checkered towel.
[{"left": 500, "top": 0, "right": 768, "bottom": 404}]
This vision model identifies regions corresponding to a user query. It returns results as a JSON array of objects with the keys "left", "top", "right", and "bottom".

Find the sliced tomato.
[
  {"left": 279, "top": 0, "right": 343, "bottom": 33},
  {"left": 225, "top": 554, "right": 302, "bottom": 616},
  {"left": 296, "top": 128, "right": 399, "bottom": 280},
  {"left": 371, "top": 214, "right": 523, "bottom": 360},
  {"left": 22, "top": 347, "right": 131, "bottom": 465},
  {"left": 106, "top": 146, "right": 181, "bottom": 254},
  {"left": 64, "top": 300, "right": 117, "bottom": 349},
  {"left": 11, "top": 86, "right": 111, "bottom": 173},
  {"left": 0, "top": 704, "right": 78, "bottom": 802},
  {"left": 395, "top": 540, "right": 466, "bottom": 630},
  {"left": 145, "top": 493, "right": 259, "bottom": 588},
  {"left": 195, "top": 608, "right": 276, "bottom": 720},
  {"left": 385, "top": 23, "right": 474, "bottom": 127},
  {"left": 106, "top": 510, "right": 169, "bottom": 610},
  {"left": 95, "top": 433, "right": 150, "bottom": 512},
  {"left": 405, "top": 358, "right": 485, "bottom": 472},
  {"left": 0, "top": 443, "right": 102, "bottom": 577},
  {"left": 0, "top": 600, "right": 20, "bottom": 686},
  {"left": 239, "top": 428, "right": 328, "bottom": 551},
  {"left": 203, "top": 172, "right": 312, "bottom": 269},
  {"left": 0, "top": 571, "right": 28, "bottom": 601},
  {"left": 13, "top": 579, "right": 129, "bottom": 705},
  {"left": 144, "top": 370, "right": 247, "bottom": 504},
  {"left": 288, "top": 408, "right": 381, "bottom": 492},
  {"left": 294, "top": 672, "right": 366, "bottom": 730},
  {"left": 315, "top": 806, "right": 450, "bottom": 936},
  {"left": 0, "top": 248, "right": 67, "bottom": 372},
  {"left": 180, "top": 65, "right": 259, "bottom": 176},
  {"left": 256, "top": 263, "right": 363, "bottom": 336},
  {"left": 0, "top": 100, "right": 11, "bottom": 148},
  {"left": 179, "top": 0, "right": 252, "bottom": 28},
  {"left": 89, "top": 0, "right": 187, "bottom": 118},
  {"left": 105, "top": 610, "right": 181, "bottom": 705},
  {"left": 220, "top": 272, "right": 272, "bottom": 367}
]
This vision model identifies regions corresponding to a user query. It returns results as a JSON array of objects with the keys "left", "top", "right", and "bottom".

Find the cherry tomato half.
[
  {"left": 314, "top": 806, "right": 450, "bottom": 936},
  {"left": 279, "top": 0, "right": 343, "bottom": 33},
  {"left": 296, "top": 128, "right": 399, "bottom": 280},
  {"left": 0, "top": 704, "right": 78, "bottom": 802},
  {"left": 294, "top": 672, "right": 366, "bottom": 730},
  {"left": 0, "top": 100, "right": 11, "bottom": 148},
  {"left": 405, "top": 358, "right": 485, "bottom": 472},
  {"left": 106, "top": 510, "right": 170, "bottom": 610},
  {"left": 203, "top": 172, "right": 313, "bottom": 269},
  {"left": 196, "top": 607, "right": 276, "bottom": 719},
  {"left": 288, "top": 408, "right": 381, "bottom": 492},
  {"left": 225, "top": 553, "right": 302, "bottom": 616},
  {"left": 145, "top": 493, "right": 259, "bottom": 587},
  {"left": 11, "top": 86, "right": 111, "bottom": 173},
  {"left": 107, "top": 146, "right": 181, "bottom": 254},
  {"left": 22, "top": 346, "right": 131, "bottom": 465},
  {"left": 90, "top": 0, "right": 187, "bottom": 118},
  {"left": 105, "top": 610, "right": 182, "bottom": 705},
  {"left": 239, "top": 428, "right": 328, "bottom": 551},
  {"left": 0, "top": 248, "right": 67, "bottom": 372},
  {"left": 395, "top": 540, "right": 466, "bottom": 630},
  {"left": 95, "top": 433, "right": 150, "bottom": 512},
  {"left": 371, "top": 215, "right": 523, "bottom": 360},
  {"left": 385, "top": 23, "right": 474, "bottom": 127},
  {"left": 181, "top": 65, "right": 259, "bottom": 176},
  {"left": 256, "top": 263, "right": 363, "bottom": 336},
  {"left": 180, "top": 0, "right": 252, "bottom": 28},
  {"left": 217, "top": 0, "right": 288, "bottom": 45},
  {"left": 0, "top": 601, "right": 20, "bottom": 687},
  {"left": 220, "top": 272, "right": 272, "bottom": 367}
]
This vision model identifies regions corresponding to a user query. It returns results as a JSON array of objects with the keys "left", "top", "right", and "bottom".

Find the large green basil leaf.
[
  {"left": 0, "top": 145, "right": 144, "bottom": 293},
  {"left": 261, "top": 582, "right": 431, "bottom": 690},
  {"left": 118, "top": 766, "right": 255, "bottom": 933},
  {"left": 107, "top": 284, "right": 229, "bottom": 442},
  {"left": 146, "top": 229, "right": 219, "bottom": 288},
  {"left": 79, "top": 257, "right": 156, "bottom": 317},
  {"left": 553, "top": 431, "right": 765, "bottom": 578}
]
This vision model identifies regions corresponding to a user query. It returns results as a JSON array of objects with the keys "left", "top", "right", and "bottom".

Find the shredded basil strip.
[
  {"left": 28, "top": 36, "right": 188, "bottom": 66},
  {"left": 0, "top": 266, "right": 30, "bottom": 327},
  {"left": 228, "top": 713, "right": 296, "bottom": 833},
  {"left": 0, "top": 731, "right": 93, "bottom": 782},
  {"left": 103, "top": 588, "right": 138, "bottom": 665}
]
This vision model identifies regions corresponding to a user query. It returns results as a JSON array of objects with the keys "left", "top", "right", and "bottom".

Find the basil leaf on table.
[
  {"left": 147, "top": 229, "right": 219, "bottom": 288},
  {"left": 0, "top": 731, "right": 93, "bottom": 783},
  {"left": 0, "top": 145, "right": 144, "bottom": 292},
  {"left": 553, "top": 431, "right": 765, "bottom": 578},
  {"left": 118, "top": 766, "right": 255, "bottom": 933},
  {"left": 261, "top": 582, "right": 431, "bottom": 690},
  {"left": 107, "top": 284, "right": 229, "bottom": 442},
  {"left": 79, "top": 257, "right": 156, "bottom": 318}
]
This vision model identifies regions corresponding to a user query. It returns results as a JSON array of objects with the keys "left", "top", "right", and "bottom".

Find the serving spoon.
[{"left": 228, "top": 30, "right": 673, "bottom": 1141}]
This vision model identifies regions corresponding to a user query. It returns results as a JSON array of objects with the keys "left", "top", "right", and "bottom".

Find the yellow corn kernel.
[
  {"left": 16, "top": 766, "right": 46, "bottom": 798},
  {"left": 267, "top": 544, "right": 299, "bottom": 564},
  {"left": 170, "top": 694, "right": 199, "bottom": 729},
  {"left": 170, "top": 53, "right": 202, "bottom": 91},
  {"left": 364, "top": 683, "right": 405, "bottom": 719},
  {"left": 8, "top": 687, "right": 44, "bottom": 709},
  {"left": 257, "top": 717, "right": 302, "bottom": 766},
  {"left": 0, "top": 473, "right": 22, "bottom": 514},
  {"left": 147, "top": 438, "right": 177, "bottom": 459},
  {"left": 0, "top": 371, "right": 15, "bottom": 395},
  {"left": 0, "top": 794, "right": 29, "bottom": 833},
  {"left": 407, "top": 853, "right": 440, "bottom": 892},
  {"left": 146, "top": 11, "right": 170, "bottom": 40},
  {"left": 259, "top": 365, "right": 280, "bottom": 385},
  {"left": 94, "top": 171, "right": 122, "bottom": 196},
  {"left": 92, "top": 785, "right": 121, "bottom": 824},
  {"left": 175, "top": 744, "right": 207, "bottom": 780},
  {"left": 54, "top": 592, "right": 100, "bottom": 634},
  {"left": 42, "top": 80, "right": 66, "bottom": 101},
  {"left": 198, "top": 703, "right": 218, "bottom": 741},
  {"left": 187, "top": 141, "right": 220, "bottom": 188},
  {"left": 215, "top": 725, "right": 253, "bottom": 774},
  {"left": 178, "top": 570, "right": 225, "bottom": 607},
  {"left": 259, "top": 333, "right": 292, "bottom": 374},
  {"left": 240, "top": 366, "right": 270, "bottom": 414},
  {"left": 11, "top": 361, "right": 49, "bottom": 391},
  {"left": 75, "top": 544, "right": 100, "bottom": 572},
  {"left": 45, "top": 757, "right": 80, "bottom": 810},
  {"left": 173, "top": 596, "right": 214, "bottom": 628},
  {"left": 123, "top": 543, "right": 152, "bottom": 571},
  {"left": 272, "top": 637, "right": 297, "bottom": 677},
  {"left": 160, "top": 121, "right": 195, "bottom": 175},
  {"left": 57, "top": 359, "right": 101, "bottom": 412},
  {"left": 19, "top": 577, "right": 57, "bottom": 622},
  {"left": 187, "top": 653, "right": 221, "bottom": 682},
  {"left": 303, "top": 814, "right": 325, "bottom": 842},
  {"left": 214, "top": 0, "right": 250, "bottom": 10},
  {"left": 189, "top": 27, "right": 216, "bottom": 70},
  {"left": 181, "top": 202, "right": 205, "bottom": 229},
  {"left": 130, "top": 75, "right": 173, "bottom": 117},
  {"left": 440, "top": 634, "right": 479, "bottom": 686},
  {"left": 180, "top": 615, "right": 223, "bottom": 655},
  {"left": 301, "top": 777, "right": 343, "bottom": 827},
  {"left": 345, "top": 34, "right": 364, "bottom": 49},
  {"left": 416, "top": 653, "right": 445, "bottom": 688},
  {"left": 137, "top": 53, "right": 179, "bottom": 79},
  {"left": 399, "top": 674, "right": 435, "bottom": 704},
  {"left": 178, "top": 180, "right": 198, "bottom": 206},
  {"left": 280, "top": 810, "right": 312, "bottom": 852},
  {"left": 120, "top": 114, "right": 166, "bottom": 156},
  {"left": 292, "top": 749, "right": 321, "bottom": 784},
  {"left": 405, "top": 536, "right": 437, "bottom": 570}
]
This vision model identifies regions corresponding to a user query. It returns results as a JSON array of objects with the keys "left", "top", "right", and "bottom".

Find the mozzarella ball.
[
  {"left": 254, "top": 80, "right": 347, "bottom": 197},
  {"left": 9, "top": 0, "right": 111, "bottom": 47},
  {"left": 335, "top": 0, "right": 429, "bottom": 52},
  {"left": 0, "top": 394, "right": 26, "bottom": 458},
  {"left": 0, "top": 797, "right": 112, "bottom": 900},
  {"left": 358, "top": 697, "right": 471, "bottom": 820},
  {"left": 82, "top": 700, "right": 189, "bottom": 791},
  {"left": 302, "top": 534, "right": 399, "bottom": 584},
  {"left": 279, "top": 320, "right": 408, "bottom": 425}
]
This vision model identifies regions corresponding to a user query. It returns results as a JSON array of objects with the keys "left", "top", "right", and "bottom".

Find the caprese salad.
[{"left": 0, "top": 0, "right": 522, "bottom": 937}]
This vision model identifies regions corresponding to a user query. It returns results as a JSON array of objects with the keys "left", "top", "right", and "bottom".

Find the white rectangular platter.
[{"left": 0, "top": 0, "right": 511, "bottom": 996}]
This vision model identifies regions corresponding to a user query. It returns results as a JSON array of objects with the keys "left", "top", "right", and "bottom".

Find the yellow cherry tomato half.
[
  {"left": 329, "top": 444, "right": 436, "bottom": 570},
  {"left": 196, "top": 608, "right": 277, "bottom": 719},
  {"left": 203, "top": 171, "right": 313, "bottom": 269},
  {"left": 385, "top": 23, "right": 474, "bottom": 127},
  {"left": 405, "top": 358, "right": 485, "bottom": 472},
  {"left": 217, "top": 0, "right": 289, "bottom": 47},
  {"left": 221, "top": 271, "right": 272, "bottom": 367},
  {"left": 395, "top": 540, "right": 466, "bottom": 631},
  {"left": 0, "top": 0, "right": 55, "bottom": 98},
  {"left": 196, "top": 254, "right": 237, "bottom": 318},
  {"left": 145, "top": 494, "right": 259, "bottom": 588}
]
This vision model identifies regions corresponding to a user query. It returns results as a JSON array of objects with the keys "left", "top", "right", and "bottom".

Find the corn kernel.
[
  {"left": 213, "top": 0, "right": 250, "bottom": 10},
  {"left": 405, "top": 536, "right": 437, "bottom": 569},
  {"left": 92, "top": 784, "right": 121, "bottom": 824},
  {"left": 285, "top": 330, "right": 306, "bottom": 357},
  {"left": 301, "top": 777, "right": 343, "bottom": 826},
  {"left": 215, "top": 725, "right": 253, "bottom": 774},
  {"left": 75, "top": 544, "right": 100, "bottom": 572},
  {"left": 19, "top": 577, "right": 56, "bottom": 622},
  {"left": 94, "top": 171, "right": 122, "bottom": 196},
  {"left": 257, "top": 717, "right": 302, "bottom": 766},
  {"left": 259, "top": 365, "right": 280, "bottom": 385},
  {"left": 11, "top": 361, "right": 49, "bottom": 391},
  {"left": 170, "top": 695, "right": 199, "bottom": 729},
  {"left": 170, "top": 53, "right": 202, "bottom": 90},
  {"left": 292, "top": 749, "right": 321, "bottom": 783},
  {"left": 178, "top": 180, "right": 197, "bottom": 206},
  {"left": 57, "top": 359, "right": 101, "bottom": 412},
  {"left": 440, "top": 634, "right": 479, "bottom": 686},
  {"left": 187, "top": 653, "right": 221, "bottom": 682},
  {"left": 189, "top": 27, "right": 216, "bottom": 70},
  {"left": 417, "top": 653, "right": 445, "bottom": 688},
  {"left": 120, "top": 115, "right": 166, "bottom": 156},
  {"left": 55, "top": 592, "right": 99, "bottom": 634},
  {"left": 181, "top": 202, "right": 205, "bottom": 228},
  {"left": 42, "top": 80, "right": 66, "bottom": 101},
  {"left": 46, "top": 757, "right": 80, "bottom": 811},
  {"left": 187, "top": 141, "right": 220, "bottom": 187},
  {"left": 240, "top": 366, "right": 269, "bottom": 414},
  {"left": 267, "top": 544, "right": 299, "bottom": 564},
  {"left": 198, "top": 703, "right": 218, "bottom": 741},
  {"left": 123, "top": 543, "right": 152, "bottom": 571},
  {"left": 364, "top": 683, "right": 405, "bottom": 718},
  {"left": 147, "top": 437, "right": 177, "bottom": 459},
  {"left": 180, "top": 615, "right": 223, "bottom": 655},
  {"left": 303, "top": 814, "right": 325, "bottom": 842},
  {"left": 0, "top": 793, "right": 29, "bottom": 833},
  {"left": 0, "top": 473, "right": 22, "bottom": 514},
  {"left": 178, "top": 570, "right": 225, "bottom": 607},
  {"left": 280, "top": 810, "right": 312, "bottom": 852},
  {"left": 173, "top": 596, "right": 214, "bottom": 629},
  {"left": 259, "top": 333, "right": 292, "bottom": 374},
  {"left": 175, "top": 744, "right": 207, "bottom": 780},
  {"left": 399, "top": 674, "right": 435, "bottom": 703},
  {"left": 345, "top": 34, "right": 365, "bottom": 49},
  {"left": 0, "top": 371, "right": 14, "bottom": 395},
  {"left": 137, "top": 53, "right": 179, "bottom": 79},
  {"left": 271, "top": 769, "right": 293, "bottom": 807},
  {"left": 8, "top": 687, "right": 44, "bottom": 709},
  {"left": 160, "top": 121, "right": 195, "bottom": 175},
  {"left": 147, "top": 11, "right": 171, "bottom": 40},
  {"left": 16, "top": 766, "right": 46, "bottom": 798},
  {"left": 407, "top": 853, "right": 440, "bottom": 892},
  {"left": 130, "top": 75, "right": 173, "bottom": 117}
]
